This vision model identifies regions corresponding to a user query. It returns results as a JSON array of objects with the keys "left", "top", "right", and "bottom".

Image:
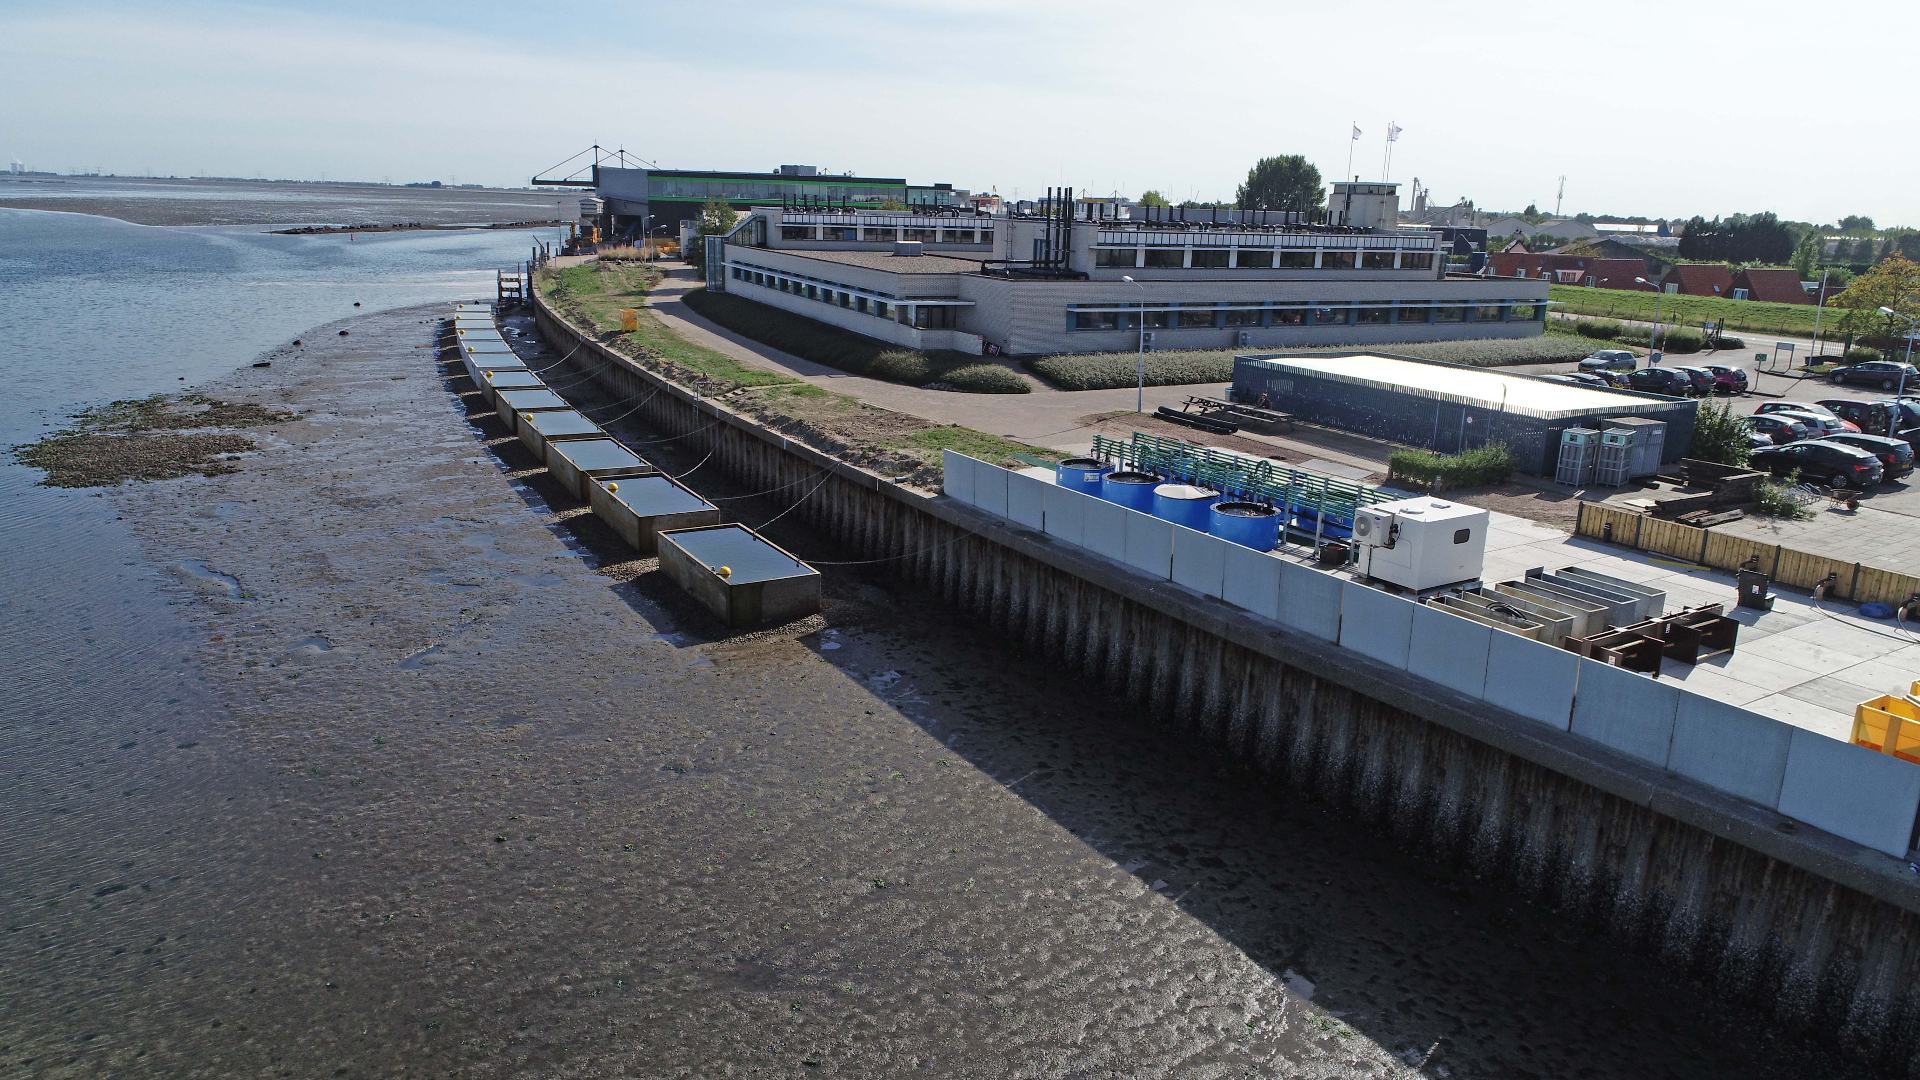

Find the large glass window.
[
  {"left": 1475, "top": 305, "right": 1505, "bottom": 321},
  {"left": 805, "top": 285, "right": 819, "bottom": 300},
  {"left": 1433, "top": 306, "right": 1465, "bottom": 322},
  {"left": 1143, "top": 247, "right": 1184, "bottom": 268},
  {"left": 940, "top": 229, "right": 976, "bottom": 244},
  {"left": 873, "top": 301, "right": 891, "bottom": 319},
  {"left": 1222, "top": 305, "right": 1262, "bottom": 326},
  {"left": 778, "top": 278, "right": 792, "bottom": 292},
  {"left": 838, "top": 292, "right": 852, "bottom": 308},
  {"left": 781, "top": 226, "right": 814, "bottom": 241},
  {"left": 1321, "top": 251, "right": 1356, "bottom": 270},
  {"left": 1361, "top": 251, "right": 1397, "bottom": 269},
  {"left": 903, "top": 228, "right": 937, "bottom": 242},
  {"left": 1313, "top": 304, "right": 1346, "bottom": 324},
  {"left": 1137, "top": 309, "right": 1171, "bottom": 328},
  {"left": 976, "top": 230, "right": 993, "bottom": 246},
  {"left": 1278, "top": 251, "right": 1317, "bottom": 268},
  {"left": 820, "top": 226, "right": 857, "bottom": 241},
  {"left": 1190, "top": 249, "right": 1229, "bottom": 268},
  {"left": 1094, "top": 248, "right": 1139, "bottom": 268},
  {"left": 861, "top": 227, "right": 896, "bottom": 241},
  {"left": 1073, "top": 310, "right": 1120, "bottom": 331},
  {"left": 1272, "top": 308, "right": 1307, "bottom": 325},
  {"left": 1396, "top": 305, "right": 1431, "bottom": 323},
  {"left": 915, "top": 306, "right": 955, "bottom": 329},
  {"left": 855, "top": 297, "right": 869, "bottom": 314},
  {"left": 1509, "top": 304, "right": 1537, "bottom": 320},
  {"left": 1400, "top": 252, "right": 1434, "bottom": 270},
  {"left": 1235, "top": 249, "right": 1274, "bottom": 269},
  {"left": 1178, "top": 307, "right": 1217, "bottom": 328},
  {"left": 1355, "top": 307, "right": 1391, "bottom": 324}
]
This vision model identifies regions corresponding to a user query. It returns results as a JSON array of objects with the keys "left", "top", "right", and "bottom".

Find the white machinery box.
[{"left": 1354, "top": 496, "right": 1489, "bottom": 591}]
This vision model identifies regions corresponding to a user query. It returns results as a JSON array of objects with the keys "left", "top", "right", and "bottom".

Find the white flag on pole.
[
  {"left": 1387, "top": 122, "right": 1403, "bottom": 143},
  {"left": 1351, "top": 123, "right": 1362, "bottom": 140}
]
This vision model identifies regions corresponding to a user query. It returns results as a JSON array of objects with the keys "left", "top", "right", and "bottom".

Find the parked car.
[
  {"left": 1700, "top": 364, "right": 1750, "bottom": 394},
  {"left": 1625, "top": 367, "right": 1694, "bottom": 396},
  {"left": 1816, "top": 398, "right": 1897, "bottom": 436},
  {"left": 1829, "top": 359, "right": 1920, "bottom": 390},
  {"left": 1744, "top": 414, "right": 1809, "bottom": 444},
  {"left": 1579, "top": 350, "right": 1638, "bottom": 372},
  {"left": 1749, "top": 440, "right": 1884, "bottom": 489},
  {"left": 1818, "top": 432, "right": 1916, "bottom": 479},
  {"left": 1771, "top": 409, "right": 1851, "bottom": 438},
  {"left": 1552, "top": 371, "right": 1613, "bottom": 388},
  {"left": 1747, "top": 432, "right": 1775, "bottom": 450},
  {"left": 1757, "top": 401, "right": 1860, "bottom": 432},
  {"left": 1670, "top": 366, "right": 1719, "bottom": 396}
]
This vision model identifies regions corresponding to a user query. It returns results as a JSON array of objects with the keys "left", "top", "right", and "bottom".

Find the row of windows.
[
  {"left": 729, "top": 265, "right": 957, "bottom": 328},
  {"left": 1092, "top": 248, "right": 1435, "bottom": 270},
  {"left": 1069, "top": 303, "right": 1536, "bottom": 331},
  {"left": 779, "top": 225, "right": 992, "bottom": 245},
  {"left": 651, "top": 179, "right": 907, "bottom": 201}
]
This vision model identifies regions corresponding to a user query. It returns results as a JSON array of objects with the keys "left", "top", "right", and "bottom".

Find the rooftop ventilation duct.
[{"left": 893, "top": 240, "right": 924, "bottom": 258}]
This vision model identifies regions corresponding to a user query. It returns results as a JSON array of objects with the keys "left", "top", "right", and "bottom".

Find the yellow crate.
[
  {"left": 619, "top": 308, "right": 639, "bottom": 333},
  {"left": 1853, "top": 692, "right": 1920, "bottom": 764}
]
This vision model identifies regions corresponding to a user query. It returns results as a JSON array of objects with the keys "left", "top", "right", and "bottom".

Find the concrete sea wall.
[{"left": 529, "top": 294, "right": 1920, "bottom": 1073}]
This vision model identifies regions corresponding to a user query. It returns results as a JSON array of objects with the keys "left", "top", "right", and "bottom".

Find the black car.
[
  {"left": 1820, "top": 432, "right": 1916, "bottom": 479},
  {"left": 1749, "top": 440, "right": 1886, "bottom": 489},
  {"left": 1626, "top": 367, "right": 1694, "bottom": 396},
  {"left": 1744, "top": 414, "right": 1809, "bottom": 444},
  {"left": 1670, "top": 366, "right": 1719, "bottom": 395},
  {"left": 1829, "top": 359, "right": 1920, "bottom": 391},
  {"left": 1818, "top": 398, "right": 1920, "bottom": 448}
]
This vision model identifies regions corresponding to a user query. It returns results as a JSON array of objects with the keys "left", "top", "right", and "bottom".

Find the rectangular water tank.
[
  {"left": 516, "top": 408, "right": 605, "bottom": 464},
  {"left": 546, "top": 438, "right": 655, "bottom": 502},
  {"left": 657, "top": 524, "right": 821, "bottom": 629},
  {"left": 589, "top": 474, "right": 718, "bottom": 552}
]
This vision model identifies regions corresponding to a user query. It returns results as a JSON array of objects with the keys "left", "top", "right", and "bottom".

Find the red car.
[{"left": 1701, "top": 364, "right": 1749, "bottom": 394}]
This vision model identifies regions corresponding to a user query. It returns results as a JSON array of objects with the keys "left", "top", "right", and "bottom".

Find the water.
[
  {"left": 666, "top": 524, "right": 811, "bottom": 583},
  {"left": 0, "top": 207, "right": 555, "bottom": 904}
]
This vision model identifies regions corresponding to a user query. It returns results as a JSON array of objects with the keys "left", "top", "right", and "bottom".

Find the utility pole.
[{"left": 1554, "top": 176, "right": 1566, "bottom": 218}]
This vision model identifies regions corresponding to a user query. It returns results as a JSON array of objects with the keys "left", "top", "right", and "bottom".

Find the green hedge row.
[
  {"left": 1024, "top": 337, "right": 1595, "bottom": 391},
  {"left": 1387, "top": 443, "right": 1517, "bottom": 492},
  {"left": 681, "top": 288, "right": 1028, "bottom": 394}
]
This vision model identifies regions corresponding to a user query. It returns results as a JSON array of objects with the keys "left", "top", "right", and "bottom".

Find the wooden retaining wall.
[
  {"left": 529, "top": 295, "right": 1920, "bottom": 1074},
  {"left": 1577, "top": 501, "right": 1920, "bottom": 605}
]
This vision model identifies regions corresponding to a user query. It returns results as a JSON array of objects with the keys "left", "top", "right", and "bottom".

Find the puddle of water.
[{"left": 176, "top": 560, "right": 240, "bottom": 598}]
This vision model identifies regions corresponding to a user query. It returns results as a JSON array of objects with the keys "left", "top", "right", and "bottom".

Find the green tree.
[
  {"left": 1234, "top": 155, "right": 1325, "bottom": 214},
  {"left": 1790, "top": 229, "right": 1821, "bottom": 276},
  {"left": 875, "top": 197, "right": 909, "bottom": 211},
  {"left": 1831, "top": 256, "right": 1920, "bottom": 345},
  {"left": 1688, "top": 399, "right": 1752, "bottom": 468},
  {"left": 1840, "top": 214, "right": 1876, "bottom": 232},
  {"left": 698, "top": 197, "right": 738, "bottom": 235},
  {"left": 1137, "top": 190, "right": 1170, "bottom": 208}
]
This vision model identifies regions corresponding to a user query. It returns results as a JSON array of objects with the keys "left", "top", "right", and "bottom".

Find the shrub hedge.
[
  {"left": 1387, "top": 443, "right": 1517, "bottom": 492},
  {"left": 1610, "top": 325, "right": 1705, "bottom": 353},
  {"left": 1025, "top": 337, "right": 1594, "bottom": 391},
  {"left": 1845, "top": 346, "right": 1884, "bottom": 364},
  {"left": 681, "top": 288, "right": 1028, "bottom": 393},
  {"left": 1574, "top": 320, "right": 1621, "bottom": 340}
]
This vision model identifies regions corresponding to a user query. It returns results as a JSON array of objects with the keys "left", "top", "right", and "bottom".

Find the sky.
[{"left": 4, "top": 0, "right": 1916, "bottom": 228}]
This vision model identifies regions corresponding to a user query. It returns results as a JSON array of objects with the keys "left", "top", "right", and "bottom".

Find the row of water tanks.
[{"left": 1055, "top": 459, "right": 1282, "bottom": 551}]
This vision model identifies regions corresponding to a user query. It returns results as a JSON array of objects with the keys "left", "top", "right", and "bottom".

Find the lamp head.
[{"left": 1880, "top": 306, "right": 1898, "bottom": 316}]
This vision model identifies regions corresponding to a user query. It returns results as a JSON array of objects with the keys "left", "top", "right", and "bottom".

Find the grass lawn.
[
  {"left": 1026, "top": 336, "right": 1595, "bottom": 391},
  {"left": 1548, "top": 284, "right": 1825, "bottom": 338},
  {"left": 538, "top": 262, "right": 796, "bottom": 393}
]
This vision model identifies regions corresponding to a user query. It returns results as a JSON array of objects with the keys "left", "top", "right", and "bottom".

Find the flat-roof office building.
[
  {"left": 593, "top": 164, "right": 960, "bottom": 234},
  {"left": 703, "top": 182, "right": 1552, "bottom": 357}
]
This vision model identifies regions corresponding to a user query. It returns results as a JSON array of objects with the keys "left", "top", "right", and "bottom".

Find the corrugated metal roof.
[{"left": 1242, "top": 353, "right": 1669, "bottom": 419}]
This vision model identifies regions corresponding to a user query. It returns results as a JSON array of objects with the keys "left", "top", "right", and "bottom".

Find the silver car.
[{"left": 1578, "top": 349, "right": 1637, "bottom": 372}]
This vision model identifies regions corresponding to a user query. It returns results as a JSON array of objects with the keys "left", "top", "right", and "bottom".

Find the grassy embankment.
[
  {"left": 1547, "top": 284, "right": 1824, "bottom": 338},
  {"left": 681, "top": 288, "right": 1027, "bottom": 394},
  {"left": 534, "top": 262, "right": 1050, "bottom": 481},
  {"left": 1025, "top": 337, "right": 1596, "bottom": 392}
]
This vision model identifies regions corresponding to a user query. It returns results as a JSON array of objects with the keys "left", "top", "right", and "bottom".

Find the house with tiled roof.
[
  {"left": 1660, "top": 263, "right": 1735, "bottom": 297},
  {"left": 1729, "top": 267, "right": 1810, "bottom": 304},
  {"left": 1488, "top": 251, "right": 1651, "bottom": 290}
]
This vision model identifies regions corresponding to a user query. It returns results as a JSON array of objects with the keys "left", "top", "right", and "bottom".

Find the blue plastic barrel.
[
  {"left": 1099, "top": 471, "right": 1161, "bottom": 512},
  {"left": 1153, "top": 484, "right": 1219, "bottom": 530},
  {"left": 1055, "top": 457, "right": 1112, "bottom": 495},
  {"left": 1208, "top": 501, "right": 1282, "bottom": 551}
]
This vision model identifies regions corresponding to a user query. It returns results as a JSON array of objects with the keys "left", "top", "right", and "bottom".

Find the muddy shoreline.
[{"left": 0, "top": 303, "right": 1878, "bottom": 1077}]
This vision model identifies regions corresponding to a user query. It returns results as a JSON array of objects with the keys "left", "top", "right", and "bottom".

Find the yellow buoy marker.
[
  {"left": 715, "top": 565, "right": 732, "bottom": 579},
  {"left": 606, "top": 482, "right": 618, "bottom": 493}
]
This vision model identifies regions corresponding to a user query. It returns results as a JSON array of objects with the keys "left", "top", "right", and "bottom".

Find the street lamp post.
[
  {"left": 1123, "top": 275, "right": 1148, "bottom": 413},
  {"left": 1880, "top": 306, "right": 1917, "bottom": 400},
  {"left": 1634, "top": 277, "right": 1665, "bottom": 365}
]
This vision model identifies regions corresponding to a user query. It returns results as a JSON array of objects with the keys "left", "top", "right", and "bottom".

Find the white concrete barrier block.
[
  {"left": 1777, "top": 728, "right": 1920, "bottom": 858},
  {"left": 1170, "top": 526, "right": 1228, "bottom": 598},
  {"left": 1339, "top": 582, "right": 1414, "bottom": 670},
  {"left": 1482, "top": 632, "right": 1578, "bottom": 730},
  {"left": 941, "top": 450, "right": 974, "bottom": 504},
  {"left": 1407, "top": 602, "right": 1491, "bottom": 699},
  {"left": 1275, "top": 559, "right": 1341, "bottom": 641},
  {"left": 1570, "top": 658, "right": 1679, "bottom": 766},
  {"left": 1667, "top": 696, "right": 1791, "bottom": 808},
  {"left": 1083, "top": 497, "right": 1129, "bottom": 564},
  {"left": 1221, "top": 546, "right": 1282, "bottom": 621},
  {"left": 1042, "top": 484, "right": 1088, "bottom": 547},
  {"left": 974, "top": 459, "right": 1009, "bottom": 518},
  {"left": 1123, "top": 511, "right": 1175, "bottom": 579},
  {"left": 1006, "top": 472, "right": 1046, "bottom": 530}
]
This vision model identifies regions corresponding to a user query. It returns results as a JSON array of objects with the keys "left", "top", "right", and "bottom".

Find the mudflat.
[
  {"left": 0, "top": 304, "right": 1870, "bottom": 1077},
  {"left": 0, "top": 174, "right": 575, "bottom": 227}
]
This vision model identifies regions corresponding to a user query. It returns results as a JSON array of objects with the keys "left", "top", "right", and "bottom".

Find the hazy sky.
[{"left": 5, "top": 0, "right": 1915, "bottom": 227}]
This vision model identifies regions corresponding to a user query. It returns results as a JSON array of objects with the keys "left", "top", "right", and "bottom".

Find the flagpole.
[
  {"left": 1381, "top": 127, "right": 1391, "bottom": 182},
  {"left": 1345, "top": 122, "right": 1356, "bottom": 183}
]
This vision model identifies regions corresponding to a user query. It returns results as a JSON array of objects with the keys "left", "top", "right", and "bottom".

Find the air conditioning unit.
[{"left": 1355, "top": 496, "right": 1490, "bottom": 591}]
